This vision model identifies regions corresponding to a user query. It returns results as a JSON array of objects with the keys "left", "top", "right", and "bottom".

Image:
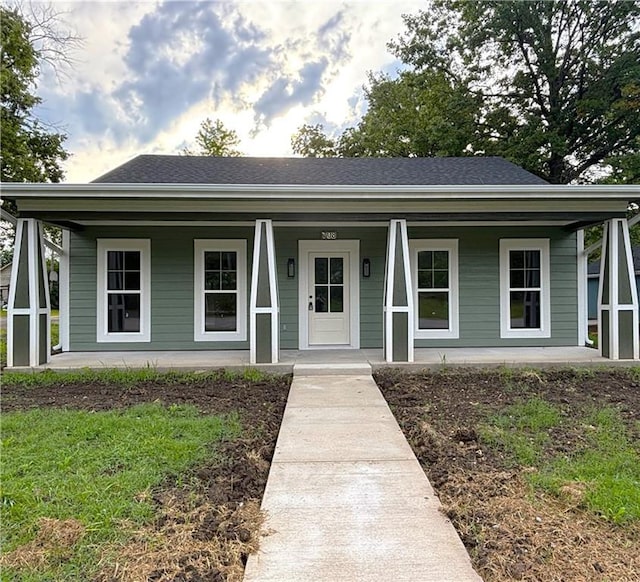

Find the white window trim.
[
  {"left": 194, "top": 239, "right": 247, "bottom": 342},
  {"left": 97, "top": 239, "right": 151, "bottom": 343},
  {"left": 500, "top": 238, "right": 551, "bottom": 339},
  {"left": 409, "top": 239, "right": 459, "bottom": 339}
]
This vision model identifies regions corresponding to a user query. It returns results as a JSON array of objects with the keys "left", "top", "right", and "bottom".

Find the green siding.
[
  {"left": 274, "top": 226, "right": 387, "bottom": 349},
  {"left": 408, "top": 226, "right": 578, "bottom": 347},
  {"left": 69, "top": 224, "right": 578, "bottom": 351},
  {"left": 70, "top": 226, "right": 254, "bottom": 351}
]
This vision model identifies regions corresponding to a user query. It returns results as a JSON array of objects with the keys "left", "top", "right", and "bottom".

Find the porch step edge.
[{"left": 293, "top": 363, "right": 372, "bottom": 376}]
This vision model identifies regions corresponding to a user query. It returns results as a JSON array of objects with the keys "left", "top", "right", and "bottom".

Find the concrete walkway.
[{"left": 243, "top": 365, "right": 482, "bottom": 582}]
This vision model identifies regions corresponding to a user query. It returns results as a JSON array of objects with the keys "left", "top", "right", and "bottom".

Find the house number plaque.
[{"left": 321, "top": 231, "right": 337, "bottom": 240}]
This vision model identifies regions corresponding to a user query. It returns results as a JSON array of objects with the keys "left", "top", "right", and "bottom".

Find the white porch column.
[
  {"left": 249, "top": 219, "right": 279, "bottom": 364},
  {"left": 597, "top": 218, "right": 639, "bottom": 359},
  {"left": 7, "top": 218, "right": 51, "bottom": 367},
  {"left": 383, "top": 219, "right": 414, "bottom": 362},
  {"left": 58, "top": 229, "right": 70, "bottom": 351},
  {"left": 576, "top": 229, "right": 589, "bottom": 346}
]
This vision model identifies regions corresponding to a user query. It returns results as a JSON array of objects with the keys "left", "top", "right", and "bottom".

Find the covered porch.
[{"left": 14, "top": 345, "right": 631, "bottom": 373}]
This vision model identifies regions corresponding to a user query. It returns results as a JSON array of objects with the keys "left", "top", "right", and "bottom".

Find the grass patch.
[
  {"left": 531, "top": 407, "right": 640, "bottom": 523},
  {"left": 480, "top": 397, "right": 562, "bottom": 466},
  {"left": 480, "top": 397, "right": 640, "bottom": 524},
  {"left": 1, "top": 403, "right": 241, "bottom": 580},
  {"left": 3, "top": 366, "right": 272, "bottom": 388}
]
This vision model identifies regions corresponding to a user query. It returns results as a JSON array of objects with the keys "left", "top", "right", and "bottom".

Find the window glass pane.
[
  {"left": 205, "top": 252, "right": 221, "bottom": 271},
  {"left": 107, "top": 251, "right": 124, "bottom": 270},
  {"left": 417, "top": 270, "right": 432, "bottom": 289},
  {"left": 124, "top": 272, "right": 140, "bottom": 290},
  {"left": 330, "top": 258, "right": 343, "bottom": 284},
  {"left": 433, "top": 270, "right": 448, "bottom": 289},
  {"left": 221, "top": 251, "right": 236, "bottom": 271},
  {"left": 417, "top": 251, "right": 432, "bottom": 270},
  {"left": 418, "top": 270, "right": 432, "bottom": 289},
  {"left": 418, "top": 292, "right": 449, "bottom": 329},
  {"left": 205, "top": 293, "right": 237, "bottom": 331},
  {"left": 525, "top": 250, "right": 540, "bottom": 269},
  {"left": 107, "top": 294, "right": 140, "bottom": 333},
  {"left": 108, "top": 272, "right": 124, "bottom": 291},
  {"left": 525, "top": 268, "right": 540, "bottom": 288},
  {"left": 124, "top": 251, "right": 140, "bottom": 271},
  {"left": 205, "top": 272, "right": 221, "bottom": 290},
  {"left": 315, "top": 285, "right": 328, "bottom": 312},
  {"left": 315, "top": 258, "right": 328, "bottom": 284},
  {"left": 510, "top": 290, "right": 541, "bottom": 328},
  {"left": 510, "top": 250, "right": 525, "bottom": 269},
  {"left": 510, "top": 269, "right": 525, "bottom": 288},
  {"left": 433, "top": 251, "right": 448, "bottom": 269},
  {"left": 221, "top": 271, "right": 237, "bottom": 290},
  {"left": 330, "top": 286, "right": 343, "bottom": 312}
]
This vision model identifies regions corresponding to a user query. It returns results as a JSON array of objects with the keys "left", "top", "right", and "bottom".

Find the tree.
[
  {"left": 387, "top": 0, "right": 640, "bottom": 184},
  {"left": 291, "top": 123, "right": 336, "bottom": 157},
  {"left": 182, "top": 118, "right": 242, "bottom": 157},
  {"left": 337, "top": 70, "right": 481, "bottom": 158},
  {"left": 1, "top": 6, "right": 69, "bottom": 185}
]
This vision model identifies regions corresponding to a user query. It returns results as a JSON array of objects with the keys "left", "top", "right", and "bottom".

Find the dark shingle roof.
[
  {"left": 92, "top": 155, "right": 548, "bottom": 185},
  {"left": 588, "top": 245, "right": 640, "bottom": 275}
]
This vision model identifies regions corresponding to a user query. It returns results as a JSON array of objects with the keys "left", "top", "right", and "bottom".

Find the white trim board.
[
  {"left": 96, "top": 239, "right": 151, "bottom": 343},
  {"left": 499, "top": 238, "right": 551, "bottom": 339},
  {"left": 194, "top": 239, "right": 247, "bottom": 342}
]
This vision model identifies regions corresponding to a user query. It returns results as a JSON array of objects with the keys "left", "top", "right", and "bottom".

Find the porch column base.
[
  {"left": 7, "top": 218, "right": 51, "bottom": 367},
  {"left": 597, "top": 218, "right": 639, "bottom": 360}
]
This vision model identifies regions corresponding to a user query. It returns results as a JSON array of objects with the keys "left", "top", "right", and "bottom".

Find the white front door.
[{"left": 308, "top": 253, "right": 350, "bottom": 345}]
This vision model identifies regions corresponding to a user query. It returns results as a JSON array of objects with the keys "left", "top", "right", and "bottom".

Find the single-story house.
[
  {"left": 3, "top": 155, "right": 639, "bottom": 366},
  {"left": 588, "top": 246, "right": 640, "bottom": 320}
]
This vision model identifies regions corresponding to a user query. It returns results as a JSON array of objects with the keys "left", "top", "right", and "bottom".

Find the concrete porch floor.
[{"left": 15, "top": 345, "right": 635, "bottom": 372}]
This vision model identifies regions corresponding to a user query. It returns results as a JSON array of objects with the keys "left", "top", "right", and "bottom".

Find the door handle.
[{"left": 309, "top": 296, "right": 314, "bottom": 311}]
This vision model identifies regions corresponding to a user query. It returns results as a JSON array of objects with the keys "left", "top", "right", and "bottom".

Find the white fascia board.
[{"left": 1, "top": 182, "right": 639, "bottom": 201}]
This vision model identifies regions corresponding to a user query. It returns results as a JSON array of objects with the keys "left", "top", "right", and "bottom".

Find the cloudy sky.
[{"left": 31, "top": 0, "right": 424, "bottom": 182}]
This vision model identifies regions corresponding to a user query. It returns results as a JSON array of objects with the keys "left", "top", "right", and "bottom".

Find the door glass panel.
[
  {"left": 418, "top": 291, "right": 449, "bottom": 329},
  {"left": 417, "top": 251, "right": 432, "bottom": 270},
  {"left": 433, "top": 251, "right": 448, "bottom": 269},
  {"left": 221, "top": 271, "right": 237, "bottom": 290},
  {"left": 107, "top": 294, "right": 140, "bottom": 332},
  {"left": 330, "top": 286, "right": 343, "bottom": 312},
  {"left": 330, "top": 258, "right": 343, "bottom": 284},
  {"left": 315, "top": 285, "right": 328, "bottom": 312},
  {"left": 315, "top": 258, "right": 328, "bottom": 284},
  {"left": 205, "top": 293, "right": 237, "bottom": 331},
  {"left": 221, "top": 251, "right": 237, "bottom": 271}
]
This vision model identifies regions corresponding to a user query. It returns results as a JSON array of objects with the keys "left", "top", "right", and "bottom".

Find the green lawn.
[
  {"left": 480, "top": 397, "right": 640, "bottom": 524},
  {"left": 1, "top": 403, "right": 241, "bottom": 580}
]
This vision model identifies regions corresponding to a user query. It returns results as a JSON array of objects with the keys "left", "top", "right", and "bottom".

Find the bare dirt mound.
[{"left": 376, "top": 368, "right": 640, "bottom": 582}]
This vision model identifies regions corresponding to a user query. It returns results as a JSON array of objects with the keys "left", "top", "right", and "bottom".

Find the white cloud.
[{"left": 31, "top": 0, "right": 423, "bottom": 182}]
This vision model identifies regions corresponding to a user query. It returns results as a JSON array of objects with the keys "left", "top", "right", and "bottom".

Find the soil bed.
[
  {"left": 2, "top": 372, "right": 291, "bottom": 582},
  {"left": 375, "top": 368, "right": 640, "bottom": 582}
]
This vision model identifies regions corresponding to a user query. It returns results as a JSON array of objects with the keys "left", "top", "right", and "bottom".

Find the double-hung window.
[
  {"left": 500, "top": 239, "right": 551, "bottom": 338},
  {"left": 194, "top": 240, "right": 247, "bottom": 341},
  {"left": 410, "top": 239, "right": 459, "bottom": 339},
  {"left": 97, "top": 239, "right": 151, "bottom": 342}
]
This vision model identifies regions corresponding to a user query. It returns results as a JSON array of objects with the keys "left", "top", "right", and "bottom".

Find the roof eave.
[{"left": 1, "top": 182, "right": 639, "bottom": 200}]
